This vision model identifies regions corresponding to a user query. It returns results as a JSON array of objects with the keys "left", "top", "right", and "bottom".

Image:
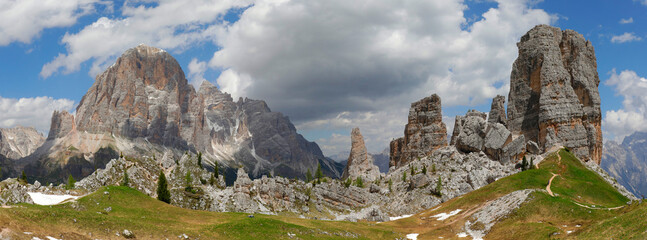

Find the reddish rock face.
[
  {"left": 75, "top": 44, "right": 195, "bottom": 147},
  {"left": 39, "top": 44, "right": 342, "bottom": 181},
  {"left": 507, "top": 25, "right": 602, "bottom": 164},
  {"left": 389, "top": 94, "right": 447, "bottom": 169}
]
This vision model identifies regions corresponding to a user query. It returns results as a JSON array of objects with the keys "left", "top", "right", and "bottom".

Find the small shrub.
[
  {"left": 354, "top": 177, "right": 364, "bottom": 188},
  {"left": 197, "top": 152, "right": 203, "bottom": 169},
  {"left": 388, "top": 179, "right": 393, "bottom": 192},
  {"left": 121, "top": 170, "right": 129, "bottom": 187},
  {"left": 410, "top": 166, "right": 415, "bottom": 176},
  {"left": 344, "top": 178, "right": 352, "bottom": 188},
  {"left": 422, "top": 165, "right": 427, "bottom": 175},
  {"left": 432, "top": 164, "right": 437, "bottom": 173},
  {"left": 66, "top": 174, "right": 75, "bottom": 190},
  {"left": 402, "top": 172, "right": 407, "bottom": 182}
]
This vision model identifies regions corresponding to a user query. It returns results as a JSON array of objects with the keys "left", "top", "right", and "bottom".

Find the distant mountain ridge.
[{"left": 602, "top": 132, "right": 647, "bottom": 198}]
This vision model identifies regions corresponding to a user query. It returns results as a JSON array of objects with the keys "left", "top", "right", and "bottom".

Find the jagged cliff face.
[
  {"left": 390, "top": 94, "right": 447, "bottom": 169},
  {"left": 507, "top": 25, "right": 602, "bottom": 164},
  {"left": 0, "top": 126, "right": 44, "bottom": 159},
  {"left": 75, "top": 45, "right": 195, "bottom": 148},
  {"left": 342, "top": 128, "right": 380, "bottom": 182},
  {"left": 28, "top": 44, "right": 340, "bottom": 183}
]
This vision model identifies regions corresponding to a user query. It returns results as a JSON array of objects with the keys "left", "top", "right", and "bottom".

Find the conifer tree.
[
  {"left": 306, "top": 169, "right": 313, "bottom": 182},
  {"left": 197, "top": 152, "right": 203, "bottom": 169},
  {"left": 21, "top": 170, "right": 27, "bottom": 183},
  {"left": 422, "top": 165, "right": 427, "bottom": 175},
  {"left": 315, "top": 163, "right": 323, "bottom": 182},
  {"left": 121, "top": 170, "right": 129, "bottom": 187},
  {"left": 157, "top": 171, "right": 171, "bottom": 204},
  {"left": 67, "top": 174, "right": 75, "bottom": 189},
  {"left": 435, "top": 176, "right": 443, "bottom": 196},
  {"left": 521, "top": 156, "right": 528, "bottom": 171}
]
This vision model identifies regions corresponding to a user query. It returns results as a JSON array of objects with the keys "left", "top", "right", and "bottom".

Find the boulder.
[
  {"left": 453, "top": 110, "right": 488, "bottom": 153},
  {"left": 526, "top": 140, "right": 541, "bottom": 155},
  {"left": 501, "top": 135, "right": 526, "bottom": 165},
  {"left": 483, "top": 123, "right": 512, "bottom": 161}
]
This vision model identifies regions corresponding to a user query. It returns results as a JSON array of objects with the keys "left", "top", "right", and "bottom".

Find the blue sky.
[{"left": 0, "top": 0, "right": 646, "bottom": 156}]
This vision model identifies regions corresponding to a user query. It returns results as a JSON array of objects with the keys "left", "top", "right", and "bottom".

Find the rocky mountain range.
[
  {"left": 602, "top": 132, "right": 647, "bottom": 198},
  {"left": 0, "top": 25, "right": 635, "bottom": 230},
  {"left": 0, "top": 126, "right": 44, "bottom": 160},
  {"left": 12, "top": 44, "right": 342, "bottom": 183}
]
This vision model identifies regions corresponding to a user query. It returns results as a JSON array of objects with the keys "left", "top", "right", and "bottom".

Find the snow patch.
[
  {"left": 406, "top": 233, "right": 419, "bottom": 240},
  {"left": 458, "top": 232, "right": 468, "bottom": 237},
  {"left": 389, "top": 214, "right": 413, "bottom": 221},
  {"left": 432, "top": 209, "right": 462, "bottom": 220},
  {"left": 27, "top": 192, "right": 79, "bottom": 205}
]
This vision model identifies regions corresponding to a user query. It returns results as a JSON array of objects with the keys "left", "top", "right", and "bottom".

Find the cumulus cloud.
[
  {"left": 619, "top": 17, "right": 634, "bottom": 24},
  {"left": 603, "top": 70, "right": 647, "bottom": 142},
  {"left": 188, "top": 58, "right": 208, "bottom": 88},
  {"left": 40, "top": 0, "right": 252, "bottom": 78},
  {"left": 0, "top": 96, "right": 75, "bottom": 133},
  {"left": 0, "top": 0, "right": 107, "bottom": 46},
  {"left": 211, "top": 0, "right": 555, "bottom": 153},
  {"left": 611, "top": 32, "right": 642, "bottom": 43}
]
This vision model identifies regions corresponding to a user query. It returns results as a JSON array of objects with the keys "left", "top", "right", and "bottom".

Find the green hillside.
[
  {"left": 383, "top": 149, "right": 643, "bottom": 239},
  {"left": 1, "top": 148, "right": 644, "bottom": 240},
  {"left": 0, "top": 186, "right": 399, "bottom": 239}
]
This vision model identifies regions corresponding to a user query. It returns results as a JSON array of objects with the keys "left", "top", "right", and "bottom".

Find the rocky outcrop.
[
  {"left": 27, "top": 44, "right": 340, "bottom": 182},
  {"left": 390, "top": 94, "right": 448, "bottom": 168},
  {"left": 341, "top": 128, "right": 381, "bottom": 182},
  {"left": 452, "top": 110, "right": 488, "bottom": 153},
  {"left": 488, "top": 95, "right": 507, "bottom": 126},
  {"left": 464, "top": 189, "right": 536, "bottom": 239},
  {"left": 0, "top": 126, "right": 44, "bottom": 159},
  {"left": 47, "top": 111, "right": 75, "bottom": 140},
  {"left": 507, "top": 25, "right": 602, "bottom": 164},
  {"left": 602, "top": 132, "right": 647, "bottom": 199}
]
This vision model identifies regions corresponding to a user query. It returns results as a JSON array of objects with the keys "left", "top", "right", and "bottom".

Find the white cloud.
[
  {"left": 603, "top": 70, "right": 647, "bottom": 142},
  {"left": 0, "top": 96, "right": 75, "bottom": 133},
  {"left": 619, "top": 17, "right": 634, "bottom": 24},
  {"left": 188, "top": 58, "right": 208, "bottom": 89},
  {"left": 40, "top": 0, "right": 252, "bottom": 78},
  {"left": 611, "top": 32, "right": 642, "bottom": 43},
  {"left": 210, "top": 0, "right": 555, "bottom": 153},
  {"left": 0, "top": 0, "right": 107, "bottom": 46}
]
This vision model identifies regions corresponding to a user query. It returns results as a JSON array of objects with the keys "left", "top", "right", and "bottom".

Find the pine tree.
[
  {"left": 157, "top": 171, "right": 171, "bottom": 204},
  {"left": 121, "top": 170, "right": 129, "bottom": 187},
  {"left": 434, "top": 176, "right": 443, "bottom": 196},
  {"left": 267, "top": 172, "right": 273, "bottom": 178},
  {"left": 388, "top": 178, "right": 393, "bottom": 192},
  {"left": 410, "top": 165, "right": 415, "bottom": 176},
  {"left": 521, "top": 156, "right": 528, "bottom": 171},
  {"left": 21, "top": 170, "right": 27, "bottom": 182},
  {"left": 354, "top": 177, "right": 364, "bottom": 188},
  {"left": 422, "top": 165, "right": 427, "bottom": 175},
  {"left": 185, "top": 171, "right": 193, "bottom": 191},
  {"left": 315, "top": 163, "right": 323, "bottom": 182},
  {"left": 197, "top": 152, "right": 203, "bottom": 169},
  {"left": 402, "top": 172, "right": 407, "bottom": 182},
  {"left": 67, "top": 174, "right": 75, "bottom": 189},
  {"left": 306, "top": 169, "right": 313, "bottom": 182},
  {"left": 209, "top": 173, "right": 216, "bottom": 186}
]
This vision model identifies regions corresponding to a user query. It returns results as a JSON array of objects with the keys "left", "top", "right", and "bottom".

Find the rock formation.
[
  {"left": 488, "top": 95, "right": 507, "bottom": 126},
  {"left": 507, "top": 25, "right": 602, "bottom": 164},
  {"left": 0, "top": 126, "right": 44, "bottom": 159},
  {"left": 25, "top": 44, "right": 341, "bottom": 183},
  {"left": 341, "top": 128, "right": 381, "bottom": 182},
  {"left": 390, "top": 94, "right": 447, "bottom": 168}
]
